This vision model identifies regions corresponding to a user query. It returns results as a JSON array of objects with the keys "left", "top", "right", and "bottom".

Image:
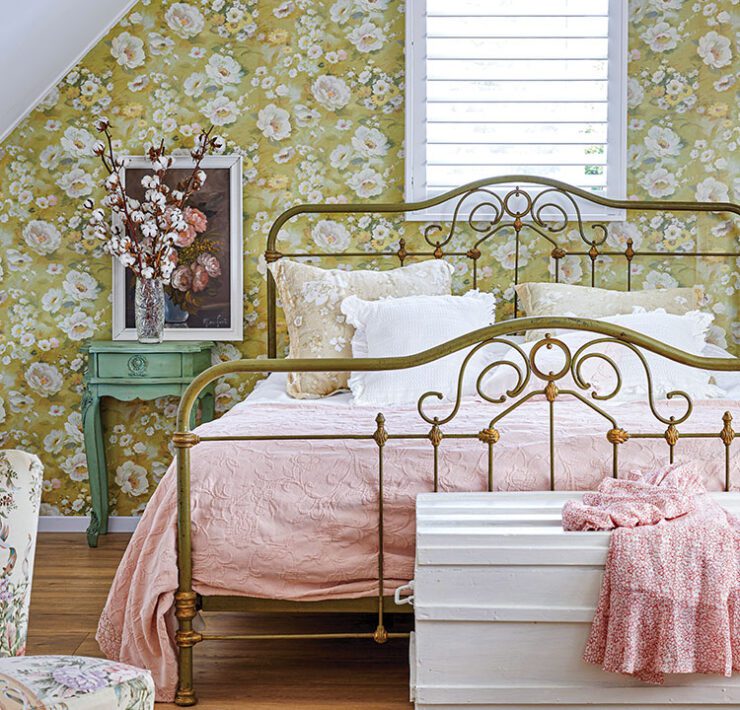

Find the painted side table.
[{"left": 80, "top": 340, "right": 216, "bottom": 547}]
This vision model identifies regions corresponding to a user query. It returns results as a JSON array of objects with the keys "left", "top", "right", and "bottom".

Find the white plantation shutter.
[{"left": 406, "top": 0, "right": 627, "bottom": 219}]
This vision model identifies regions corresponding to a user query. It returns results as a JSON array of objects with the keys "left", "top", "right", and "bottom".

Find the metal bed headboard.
[{"left": 264, "top": 175, "right": 739, "bottom": 359}]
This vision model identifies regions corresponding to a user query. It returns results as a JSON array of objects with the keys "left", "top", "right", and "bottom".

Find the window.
[{"left": 405, "top": 0, "right": 627, "bottom": 219}]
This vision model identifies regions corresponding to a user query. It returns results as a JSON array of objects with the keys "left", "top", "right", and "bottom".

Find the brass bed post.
[
  {"left": 174, "top": 385, "right": 203, "bottom": 706},
  {"left": 373, "top": 413, "right": 389, "bottom": 645}
]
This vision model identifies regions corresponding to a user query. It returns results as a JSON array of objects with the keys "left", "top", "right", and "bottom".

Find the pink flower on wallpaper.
[
  {"left": 191, "top": 263, "right": 209, "bottom": 292},
  {"left": 171, "top": 265, "right": 193, "bottom": 291},
  {"left": 196, "top": 252, "right": 221, "bottom": 278}
]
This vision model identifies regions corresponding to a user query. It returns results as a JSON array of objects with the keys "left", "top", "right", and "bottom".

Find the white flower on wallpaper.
[
  {"left": 205, "top": 53, "right": 243, "bottom": 85},
  {"left": 60, "top": 127, "right": 97, "bottom": 157},
  {"left": 165, "top": 2, "right": 204, "bottom": 38},
  {"left": 351, "top": 126, "right": 389, "bottom": 158},
  {"left": 641, "top": 21, "right": 682, "bottom": 52},
  {"left": 347, "top": 167, "right": 385, "bottom": 197},
  {"left": 312, "top": 220, "right": 351, "bottom": 252},
  {"left": 115, "top": 461, "right": 150, "bottom": 497},
  {"left": 22, "top": 220, "right": 61, "bottom": 255},
  {"left": 607, "top": 221, "right": 644, "bottom": 251},
  {"left": 311, "top": 75, "right": 351, "bottom": 111},
  {"left": 697, "top": 31, "right": 732, "bottom": 68},
  {"left": 24, "top": 363, "right": 63, "bottom": 397},
  {"left": 62, "top": 270, "right": 99, "bottom": 302},
  {"left": 110, "top": 32, "right": 146, "bottom": 69},
  {"left": 257, "top": 104, "right": 292, "bottom": 140},
  {"left": 61, "top": 452, "right": 89, "bottom": 482},
  {"left": 56, "top": 168, "right": 95, "bottom": 198},
  {"left": 643, "top": 126, "right": 682, "bottom": 158},
  {"left": 695, "top": 176, "right": 730, "bottom": 202},
  {"left": 639, "top": 167, "right": 678, "bottom": 198},
  {"left": 59, "top": 311, "right": 97, "bottom": 341},
  {"left": 348, "top": 21, "right": 387, "bottom": 53},
  {"left": 202, "top": 95, "right": 239, "bottom": 126}
]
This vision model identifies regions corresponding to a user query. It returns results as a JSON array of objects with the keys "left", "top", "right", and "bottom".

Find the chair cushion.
[{"left": 0, "top": 656, "right": 154, "bottom": 709}]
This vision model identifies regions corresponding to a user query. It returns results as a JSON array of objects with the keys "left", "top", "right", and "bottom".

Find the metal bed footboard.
[{"left": 172, "top": 318, "right": 740, "bottom": 706}]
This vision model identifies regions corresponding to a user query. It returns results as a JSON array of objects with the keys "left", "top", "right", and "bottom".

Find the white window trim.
[{"left": 404, "top": 0, "right": 627, "bottom": 222}]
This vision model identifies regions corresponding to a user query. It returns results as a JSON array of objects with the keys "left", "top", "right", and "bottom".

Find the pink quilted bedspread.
[{"left": 97, "top": 396, "right": 738, "bottom": 701}]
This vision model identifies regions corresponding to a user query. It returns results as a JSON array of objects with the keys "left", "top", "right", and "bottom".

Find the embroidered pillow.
[
  {"left": 269, "top": 258, "right": 454, "bottom": 398},
  {"left": 515, "top": 282, "right": 705, "bottom": 341}
]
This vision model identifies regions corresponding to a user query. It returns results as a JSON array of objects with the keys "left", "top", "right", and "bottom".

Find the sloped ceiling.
[{"left": 0, "top": 0, "right": 138, "bottom": 143}]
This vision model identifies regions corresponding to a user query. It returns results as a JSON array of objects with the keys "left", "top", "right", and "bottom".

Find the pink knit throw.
[{"left": 563, "top": 464, "right": 740, "bottom": 683}]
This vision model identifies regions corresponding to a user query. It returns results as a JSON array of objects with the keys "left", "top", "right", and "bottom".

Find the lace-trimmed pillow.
[
  {"left": 269, "top": 258, "right": 454, "bottom": 398},
  {"left": 515, "top": 282, "right": 705, "bottom": 341}
]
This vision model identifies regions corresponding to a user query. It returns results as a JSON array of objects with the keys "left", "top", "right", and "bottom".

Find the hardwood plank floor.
[{"left": 28, "top": 533, "right": 412, "bottom": 708}]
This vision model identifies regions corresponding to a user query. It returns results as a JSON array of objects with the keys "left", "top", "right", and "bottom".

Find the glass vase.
[{"left": 135, "top": 277, "right": 165, "bottom": 343}]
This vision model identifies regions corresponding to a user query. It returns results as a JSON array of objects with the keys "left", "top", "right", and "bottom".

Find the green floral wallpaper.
[{"left": 0, "top": 0, "right": 736, "bottom": 516}]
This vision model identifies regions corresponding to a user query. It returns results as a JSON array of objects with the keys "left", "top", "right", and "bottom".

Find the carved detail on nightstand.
[{"left": 127, "top": 355, "right": 148, "bottom": 376}]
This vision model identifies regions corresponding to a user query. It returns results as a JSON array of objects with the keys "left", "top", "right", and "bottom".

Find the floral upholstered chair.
[
  {"left": 0, "top": 451, "right": 155, "bottom": 708},
  {"left": 0, "top": 450, "right": 43, "bottom": 657},
  {"left": 0, "top": 655, "right": 155, "bottom": 709}
]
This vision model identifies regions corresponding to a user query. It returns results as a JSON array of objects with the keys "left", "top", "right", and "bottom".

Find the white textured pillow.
[
  {"left": 341, "top": 291, "right": 499, "bottom": 406},
  {"left": 269, "top": 258, "right": 454, "bottom": 398},
  {"left": 482, "top": 309, "right": 721, "bottom": 403}
]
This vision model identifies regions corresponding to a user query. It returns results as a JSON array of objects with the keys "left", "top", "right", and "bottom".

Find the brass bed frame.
[{"left": 171, "top": 177, "right": 740, "bottom": 705}]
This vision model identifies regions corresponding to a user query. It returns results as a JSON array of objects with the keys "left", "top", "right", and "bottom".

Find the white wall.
[{"left": 0, "top": 0, "right": 138, "bottom": 143}]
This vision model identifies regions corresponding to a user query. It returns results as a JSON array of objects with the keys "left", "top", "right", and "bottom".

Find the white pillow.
[
  {"left": 341, "top": 291, "right": 500, "bottom": 406},
  {"left": 703, "top": 343, "right": 740, "bottom": 399},
  {"left": 481, "top": 309, "right": 721, "bottom": 403}
]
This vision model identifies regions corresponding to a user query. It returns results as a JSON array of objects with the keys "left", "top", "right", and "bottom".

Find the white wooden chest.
[{"left": 407, "top": 491, "right": 740, "bottom": 709}]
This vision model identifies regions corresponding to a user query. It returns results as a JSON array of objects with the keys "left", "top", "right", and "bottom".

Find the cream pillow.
[
  {"left": 515, "top": 282, "right": 704, "bottom": 341},
  {"left": 341, "top": 291, "right": 499, "bottom": 406},
  {"left": 269, "top": 258, "right": 455, "bottom": 398}
]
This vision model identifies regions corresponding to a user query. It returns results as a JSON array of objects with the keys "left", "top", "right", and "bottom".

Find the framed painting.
[{"left": 112, "top": 154, "right": 243, "bottom": 341}]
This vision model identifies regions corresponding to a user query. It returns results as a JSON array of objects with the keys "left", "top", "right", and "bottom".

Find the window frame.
[{"left": 404, "top": 0, "right": 628, "bottom": 222}]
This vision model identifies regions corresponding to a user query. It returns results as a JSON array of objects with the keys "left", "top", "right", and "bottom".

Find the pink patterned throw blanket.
[{"left": 564, "top": 464, "right": 740, "bottom": 683}]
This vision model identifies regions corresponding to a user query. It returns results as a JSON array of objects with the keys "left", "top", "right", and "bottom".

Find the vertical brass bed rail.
[{"left": 173, "top": 318, "right": 739, "bottom": 705}]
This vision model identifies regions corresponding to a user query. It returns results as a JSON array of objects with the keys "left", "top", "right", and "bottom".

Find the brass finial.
[
  {"left": 466, "top": 247, "right": 481, "bottom": 260},
  {"left": 664, "top": 423, "right": 679, "bottom": 447},
  {"left": 478, "top": 428, "right": 500, "bottom": 445},
  {"left": 264, "top": 249, "right": 283, "bottom": 263},
  {"left": 625, "top": 238, "right": 635, "bottom": 262},
  {"left": 544, "top": 381, "right": 558, "bottom": 402},
  {"left": 606, "top": 428, "right": 630, "bottom": 445},
  {"left": 373, "top": 413, "right": 388, "bottom": 447},
  {"left": 551, "top": 247, "right": 566, "bottom": 259},
  {"left": 588, "top": 243, "right": 599, "bottom": 261},
  {"left": 397, "top": 238, "right": 408, "bottom": 263},
  {"left": 373, "top": 624, "right": 388, "bottom": 644},
  {"left": 433, "top": 244, "right": 444, "bottom": 259},
  {"left": 428, "top": 424, "right": 443, "bottom": 447},
  {"left": 721, "top": 411, "right": 735, "bottom": 447}
]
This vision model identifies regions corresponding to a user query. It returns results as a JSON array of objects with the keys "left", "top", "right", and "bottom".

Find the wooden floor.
[{"left": 28, "top": 534, "right": 412, "bottom": 708}]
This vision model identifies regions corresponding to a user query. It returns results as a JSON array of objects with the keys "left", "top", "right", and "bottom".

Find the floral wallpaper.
[{"left": 0, "top": 0, "right": 736, "bottom": 516}]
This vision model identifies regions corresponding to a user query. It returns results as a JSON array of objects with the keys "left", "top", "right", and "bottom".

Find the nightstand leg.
[
  {"left": 82, "top": 391, "right": 108, "bottom": 547},
  {"left": 200, "top": 390, "right": 216, "bottom": 424}
]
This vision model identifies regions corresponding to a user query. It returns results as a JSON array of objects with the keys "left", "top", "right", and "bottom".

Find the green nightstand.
[{"left": 81, "top": 340, "right": 216, "bottom": 547}]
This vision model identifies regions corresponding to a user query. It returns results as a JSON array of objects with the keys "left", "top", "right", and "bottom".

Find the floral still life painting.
[{"left": 112, "top": 154, "right": 243, "bottom": 340}]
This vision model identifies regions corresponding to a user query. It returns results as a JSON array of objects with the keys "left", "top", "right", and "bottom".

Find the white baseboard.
[{"left": 37, "top": 515, "right": 140, "bottom": 533}]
